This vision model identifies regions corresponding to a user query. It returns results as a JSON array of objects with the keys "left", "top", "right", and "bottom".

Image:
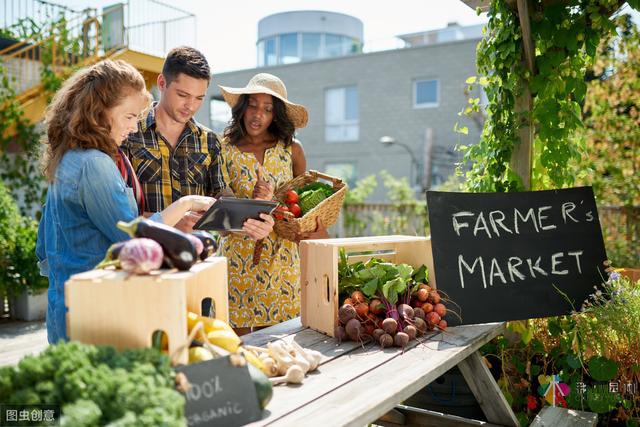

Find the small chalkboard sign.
[
  {"left": 174, "top": 356, "right": 262, "bottom": 427},
  {"left": 427, "top": 187, "right": 608, "bottom": 326}
]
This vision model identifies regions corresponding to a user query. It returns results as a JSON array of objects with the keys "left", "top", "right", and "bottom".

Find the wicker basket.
[{"left": 273, "top": 170, "right": 348, "bottom": 241}]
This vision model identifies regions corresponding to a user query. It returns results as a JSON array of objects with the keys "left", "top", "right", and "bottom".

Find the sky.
[
  {"left": 50, "top": 0, "right": 639, "bottom": 73},
  {"left": 56, "top": 0, "right": 490, "bottom": 73}
]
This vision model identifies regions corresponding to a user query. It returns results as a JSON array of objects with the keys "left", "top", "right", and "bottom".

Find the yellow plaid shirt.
[{"left": 121, "top": 104, "right": 227, "bottom": 212}]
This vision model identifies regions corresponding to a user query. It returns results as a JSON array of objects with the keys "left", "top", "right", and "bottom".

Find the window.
[
  {"left": 279, "top": 33, "right": 299, "bottom": 64},
  {"left": 325, "top": 34, "right": 343, "bottom": 57},
  {"left": 209, "top": 99, "right": 231, "bottom": 134},
  {"left": 264, "top": 37, "right": 277, "bottom": 66},
  {"left": 301, "top": 33, "right": 321, "bottom": 60},
  {"left": 325, "top": 162, "right": 357, "bottom": 188},
  {"left": 414, "top": 79, "right": 439, "bottom": 108},
  {"left": 325, "top": 86, "right": 359, "bottom": 142}
]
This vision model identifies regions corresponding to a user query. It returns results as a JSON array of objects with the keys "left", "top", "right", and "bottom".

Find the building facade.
[{"left": 201, "top": 14, "right": 483, "bottom": 201}]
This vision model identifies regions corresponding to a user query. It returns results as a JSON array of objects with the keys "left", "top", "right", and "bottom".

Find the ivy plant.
[{"left": 458, "top": 0, "right": 639, "bottom": 193}]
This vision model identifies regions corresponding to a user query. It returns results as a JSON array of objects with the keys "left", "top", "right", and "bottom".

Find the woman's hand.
[
  {"left": 242, "top": 213, "right": 274, "bottom": 240},
  {"left": 296, "top": 217, "right": 329, "bottom": 242},
  {"left": 253, "top": 165, "right": 274, "bottom": 201}
]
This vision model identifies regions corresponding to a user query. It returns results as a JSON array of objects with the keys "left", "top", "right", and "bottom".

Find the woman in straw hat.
[{"left": 218, "top": 73, "right": 325, "bottom": 333}]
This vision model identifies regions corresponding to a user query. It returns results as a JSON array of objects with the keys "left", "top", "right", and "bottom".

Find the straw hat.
[{"left": 218, "top": 73, "right": 308, "bottom": 128}]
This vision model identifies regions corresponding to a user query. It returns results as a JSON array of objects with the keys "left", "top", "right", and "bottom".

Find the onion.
[{"left": 119, "top": 238, "right": 164, "bottom": 274}]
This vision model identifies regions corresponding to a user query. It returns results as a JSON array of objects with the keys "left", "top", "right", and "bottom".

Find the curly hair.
[
  {"left": 42, "top": 59, "right": 149, "bottom": 182},
  {"left": 223, "top": 94, "right": 295, "bottom": 147}
]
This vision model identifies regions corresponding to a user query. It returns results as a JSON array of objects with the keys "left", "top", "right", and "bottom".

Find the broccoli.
[{"left": 0, "top": 342, "right": 185, "bottom": 425}]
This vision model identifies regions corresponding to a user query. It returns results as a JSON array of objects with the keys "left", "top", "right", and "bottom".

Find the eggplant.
[
  {"left": 117, "top": 217, "right": 197, "bottom": 271},
  {"left": 95, "top": 241, "right": 127, "bottom": 269},
  {"left": 190, "top": 230, "right": 218, "bottom": 261}
]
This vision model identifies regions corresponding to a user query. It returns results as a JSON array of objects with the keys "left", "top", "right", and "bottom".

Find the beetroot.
[
  {"left": 438, "top": 319, "right": 448, "bottom": 330},
  {"left": 334, "top": 325, "right": 347, "bottom": 342},
  {"left": 417, "top": 288, "right": 429, "bottom": 302},
  {"left": 403, "top": 325, "right": 417, "bottom": 340},
  {"left": 369, "top": 298, "right": 385, "bottom": 315},
  {"left": 354, "top": 302, "right": 369, "bottom": 318},
  {"left": 351, "top": 290, "right": 366, "bottom": 304},
  {"left": 345, "top": 318, "right": 364, "bottom": 341},
  {"left": 413, "top": 317, "right": 427, "bottom": 335},
  {"left": 413, "top": 307, "right": 426, "bottom": 320},
  {"left": 372, "top": 328, "right": 385, "bottom": 342},
  {"left": 381, "top": 318, "right": 398, "bottom": 335},
  {"left": 423, "top": 303, "right": 434, "bottom": 313},
  {"left": 394, "top": 332, "right": 410, "bottom": 349},
  {"left": 398, "top": 304, "right": 414, "bottom": 320},
  {"left": 119, "top": 238, "right": 163, "bottom": 274},
  {"left": 338, "top": 304, "right": 357, "bottom": 325},
  {"left": 428, "top": 290, "right": 441, "bottom": 304},
  {"left": 426, "top": 311, "right": 441, "bottom": 327},
  {"left": 434, "top": 303, "right": 447, "bottom": 317},
  {"left": 379, "top": 333, "right": 394, "bottom": 349}
]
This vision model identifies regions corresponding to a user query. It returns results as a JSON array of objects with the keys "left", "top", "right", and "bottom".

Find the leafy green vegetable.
[
  {"left": 297, "top": 182, "right": 334, "bottom": 198},
  {"left": 0, "top": 342, "right": 184, "bottom": 426}
]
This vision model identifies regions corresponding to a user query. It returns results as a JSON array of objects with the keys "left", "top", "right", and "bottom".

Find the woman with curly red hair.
[{"left": 37, "top": 60, "right": 215, "bottom": 343}]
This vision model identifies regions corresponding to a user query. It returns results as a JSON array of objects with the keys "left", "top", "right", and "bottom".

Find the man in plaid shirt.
[{"left": 122, "top": 46, "right": 273, "bottom": 238}]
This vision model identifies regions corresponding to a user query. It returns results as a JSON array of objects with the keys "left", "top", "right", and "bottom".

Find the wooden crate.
[
  {"left": 299, "top": 235, "right": 435, "bottom": 337},
  {"left": 65, "top": 257, "right": 228, "bottom": 365}
]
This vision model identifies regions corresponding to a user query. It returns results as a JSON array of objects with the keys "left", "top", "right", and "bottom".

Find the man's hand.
[
  {"left": 253, "top": 165, "right": 274, "bottom": 201},
  {"left": 173, "top": 211, "right": 203, "bottom": 233},
  {"left": 242, "top": 213, "right": 274, "bottom": 240}
]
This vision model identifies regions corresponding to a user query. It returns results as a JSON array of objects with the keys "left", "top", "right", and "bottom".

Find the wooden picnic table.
[{"left": 242, "top": 318, "right": 519, "bottom": 427}]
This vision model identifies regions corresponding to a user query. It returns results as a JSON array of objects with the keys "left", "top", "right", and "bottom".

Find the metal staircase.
[{"left": 0, "top": 0, "right": 195, "bottom": 124}]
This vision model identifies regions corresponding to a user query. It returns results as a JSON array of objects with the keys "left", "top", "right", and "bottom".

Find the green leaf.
[
  {"left": 566, "top": 354, "right": 581, "bottom": 370},
  {"left": 548, "top": 318, "right": 562, "bottom": 337},
  {"left": 586, "top": 384, "right": 618, "bottom": 413},
  {"left": 588, "top": 357, "right": 618, "bottom": 381},
  {"left": 531, "top": 364, "right": 541, "bottom": 376},
  {"left": 360, "top": 278, "right": 377, "bottom": 298},
  {"left": 396, "top": 264, "right": 414, "bottom": 281}
]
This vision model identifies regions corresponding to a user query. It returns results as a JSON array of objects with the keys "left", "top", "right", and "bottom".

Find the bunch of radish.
[{"left": 334, "top": 286, "right": 448, "bottom": 351}]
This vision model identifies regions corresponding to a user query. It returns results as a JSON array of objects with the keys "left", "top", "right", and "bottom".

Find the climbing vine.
[
  {"left": 0, "top": 13, "right": 83, "bottom": 215},
  {"left": 458, "top": 0, "right": 639, "bottom": 193}
]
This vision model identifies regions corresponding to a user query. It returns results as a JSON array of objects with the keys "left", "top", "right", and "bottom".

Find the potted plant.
[{"left": 5, "top": 217, "right": 48, "bottom": 321}]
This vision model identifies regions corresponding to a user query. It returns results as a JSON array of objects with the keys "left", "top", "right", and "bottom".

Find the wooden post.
[{"left": 510, "top": 0, "right": 535, "bottom": 191}]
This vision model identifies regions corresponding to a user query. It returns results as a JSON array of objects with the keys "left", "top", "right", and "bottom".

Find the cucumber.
[{"left": 246, "top": 362, "right": 273, "bottom": 410}]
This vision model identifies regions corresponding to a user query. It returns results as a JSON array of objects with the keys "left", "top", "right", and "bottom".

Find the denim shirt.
[{"left": 36, "top": 149, "right": 162, "bottom": 343}]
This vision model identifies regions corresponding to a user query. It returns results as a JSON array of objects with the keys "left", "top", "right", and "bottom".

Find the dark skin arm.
[
  {"left": 291, "top": 139, "right": 329, "bottom": 240},
  {"left": 291, "top": 139, "right": 306, "bottom": 178}
]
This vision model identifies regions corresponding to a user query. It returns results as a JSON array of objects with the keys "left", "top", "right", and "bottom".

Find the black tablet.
[{"left": 193, "top": 197, "right": 278, "bottom": 232}]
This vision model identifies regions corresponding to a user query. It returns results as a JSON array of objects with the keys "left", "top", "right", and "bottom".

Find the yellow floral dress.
[{"left": 219, "top": 138, "right": 300, "bottom": 328}]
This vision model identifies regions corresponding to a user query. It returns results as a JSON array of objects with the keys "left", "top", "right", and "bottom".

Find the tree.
[{"left": 576, "top": 14, "right": 639, "bottom": 207}]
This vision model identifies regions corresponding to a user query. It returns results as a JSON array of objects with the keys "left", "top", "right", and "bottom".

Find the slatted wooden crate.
[
  {"left": 299, "top": 236, "right": 436, "bottom": 337},
  {"left": 65, "top": 257, "right": 228, "bottom": 365}
]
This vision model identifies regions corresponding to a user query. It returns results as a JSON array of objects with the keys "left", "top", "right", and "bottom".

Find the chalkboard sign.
[
  {"left": 427, "top": 187, "right": 608, "bottom": 325},
  {"left": 174, "top": 356, "right": 262, "bottom": 427}
]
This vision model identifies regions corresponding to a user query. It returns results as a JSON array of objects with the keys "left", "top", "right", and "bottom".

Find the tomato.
[
  {"left": 285, "top": 190, "right": 299, "bottom": 204},
  {"left": 288, "top": 203, "right": 302, "bottom": 218},
  {"left": 273, "top": 205, "right": 289, "bottom": 220}
]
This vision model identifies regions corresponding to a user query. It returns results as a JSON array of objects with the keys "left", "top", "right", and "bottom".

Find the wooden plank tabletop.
[{"left": 243, "top": 318, "right": 506, "bottom": 427}]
